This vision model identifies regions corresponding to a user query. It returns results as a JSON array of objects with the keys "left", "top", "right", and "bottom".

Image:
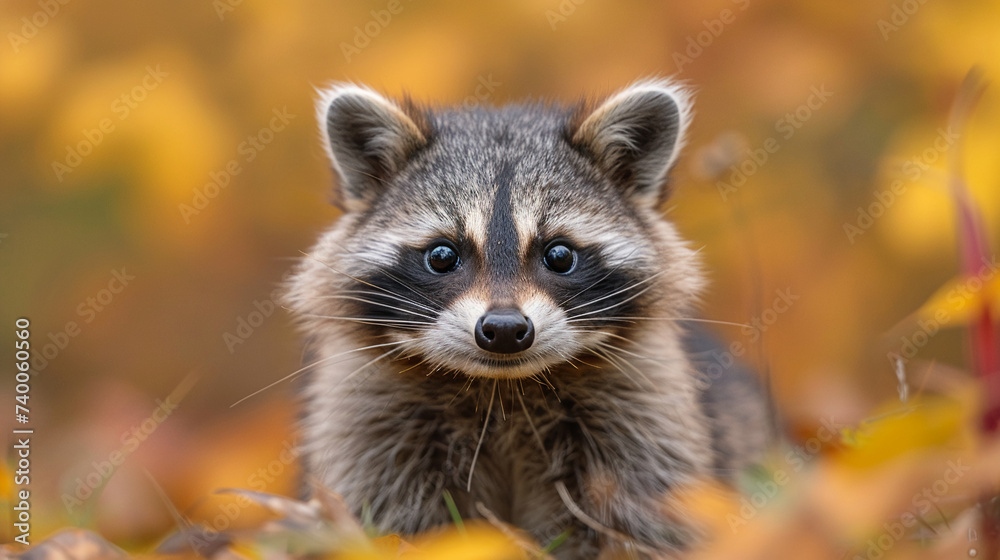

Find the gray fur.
[{"left": 285, "top": 80, "right": 769, "bottom": 559}]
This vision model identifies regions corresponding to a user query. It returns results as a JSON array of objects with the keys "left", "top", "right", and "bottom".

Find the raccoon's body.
[{"left": 285, "top": 80, "right": 770, "bottom": 558}]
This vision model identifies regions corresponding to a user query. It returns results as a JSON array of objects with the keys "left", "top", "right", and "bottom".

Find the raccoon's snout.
[{"left": 474, "top": 309, "right": 535, "bottom": 354}]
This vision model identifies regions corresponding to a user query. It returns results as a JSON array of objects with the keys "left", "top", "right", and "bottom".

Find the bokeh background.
[{"left": 2, "top": 0, "right": 1000, "bottom": 552}]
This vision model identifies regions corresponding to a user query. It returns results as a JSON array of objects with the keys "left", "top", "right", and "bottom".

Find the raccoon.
[{"left": 284, "top": 79, "right": 770, "bottom": 559}]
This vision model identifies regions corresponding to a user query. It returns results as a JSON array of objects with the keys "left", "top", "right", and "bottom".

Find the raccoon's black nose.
[{"left": 475, "top": 309, "right": 534, "bottom": 354}]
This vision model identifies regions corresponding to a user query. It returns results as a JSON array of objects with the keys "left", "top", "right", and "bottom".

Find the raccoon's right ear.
[
  {"left": 317, "top": 84, "right": 432, "bottom": 211},
  {"left": 568, "top": 79, "right": 693, "bottom": 207}
]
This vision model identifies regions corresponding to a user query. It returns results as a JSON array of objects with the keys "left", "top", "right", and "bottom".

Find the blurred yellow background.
[{"left": 2, "top": 0, "right": 1000, "bottom": 547}]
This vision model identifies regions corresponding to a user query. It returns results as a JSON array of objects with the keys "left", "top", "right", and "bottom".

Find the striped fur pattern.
[{"left": 285, "top": 79, "right": 769, "bottom": 559}]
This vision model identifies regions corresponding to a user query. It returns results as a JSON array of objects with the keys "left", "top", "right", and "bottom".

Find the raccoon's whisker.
[
  {"left": 337, "top": 272, "right": 439, "bottom": 312},
  {"left": 361, "top": 268, "right": 441, "bottom": 310},
  {"left": 312, "top": 295, "right": 437, "bottom": 321},
  {"left": 509, "top": 380, "right": 515, "bottom": 420},
  {"left": 230, "top": 340, "right": 409, "bottom": 407},
  {"left": 516, "top": 388, "right": 550, "bottom": 463},
  {"left": 524, "top": 374, "right": 545, "bottom": 392},
  {"left": 296, "top": 312, "right": 434, "bottom": 328},
  {"left": 528, "top": 376, "right": 554, "bottom": 414},
  {"left": 589, "top": 346, "right": 637, "bottom": 387},
  {"left": 467, "top": 380, "right": 497, "bottom": 492},
  {"left": 398, "top": 357, "right": 431, "bottom": 375},
  {"left": 566, "top": 353, "right": 591, "bottom": 368},
  {"left": 598, "top": 332, "right": 654, "bottom": 354},
  {"left": 427, "top": 362, "right": 447, "bottom": 378},
  {"left": 312, "top": 242, "right": 443, "bottom": 309},
  {"left": 335, "top": 289, "right": 441, "bottom": 314},
  {"left": 596, "top": 339, "right": 684, "bottom": 366},
  {"left": 447, "top": 376, "right": 477, "bottom": 407},
  {"left": 573, "top": 354, "right": 602, "bottom": 368},
  {"left": 341, "top": 261, "right": 441, "bottom": 309},
  {"left": 496, "top": 381, "right": 507, "bottom": 421},
  {"left": 344, "top": 321, "right": 430, "bottom": 331},
  {"left": 565, "top": 317, "right": 638, "bottom": 326},
  {"left": 315, "top": 347, "right": 408, "bottom": 425},
  {"left": 400, "top": 348, "right": 427, "bottom": 364},
  {"left": 570, "top": 316, "right": 752, "bottom": 329},
  {"left": 534, "top": 370, "right": 560, "bottom": 402},
  {"left": 556, "top": 350, "right": 578, "bottom": 368},
  {"left": 591, "top": 344, "right": 653, "bottom": 389},
  {"left": 668, "top": 317, "right": 752, "bottom": 329},
  {"left": 344, "top": 347, "right": 405, "bottom": 383},
  {"left": 474, "top": 375, "right": 486, "bottom": 412},
  {"left": 566, "top": 270, "right": 667, "bottom": 313},
  {"left": 550, "top": 347, "right": 580, "bottom": 369},
  {"left": 301, "top": 251, "right": 442, "bottom": 313},
  {"left": 563, "top": 269, "right": 667, "bottom": 314},
  {"left": 497, "top": 380, "right": 514, "bottom": 422},
  {"left": 568, "top": 282, "right": 658, "bottom": 320},
  {"left": 590, "top": 330, "right": 651, "bottom": 349},
  {"left": 335, "top": 347, "right": 407, "bottom": 400},
  {"left": 559, "top": 247, "right": 642, "bottom": 307},
  {"left": 340, "top": 289, "right": 440, "bottom": 313}
]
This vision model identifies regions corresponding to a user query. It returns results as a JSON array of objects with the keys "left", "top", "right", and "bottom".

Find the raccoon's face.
[{"left": 288, "top": 80, "right": 702, "bottom": 379}]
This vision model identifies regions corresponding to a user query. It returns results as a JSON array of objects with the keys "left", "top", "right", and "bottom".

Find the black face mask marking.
[
  {"left": 533, "top": 244, "right": 647, "bottom": 329},
  {"left": 348, "top": 244, "right": 474, "bottom": 335}
]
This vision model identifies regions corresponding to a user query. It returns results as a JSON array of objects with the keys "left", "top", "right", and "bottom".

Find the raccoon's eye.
[
  {"left": 425, "top": 242, "right": 460, "bottom": 274},
  {"left": 543, "top": 242, "right": 576, "bottom": 274}
]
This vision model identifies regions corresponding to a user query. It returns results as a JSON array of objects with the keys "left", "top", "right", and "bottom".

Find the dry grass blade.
[{"left": 3, "top": 529, "right": 128, "bottom": 560}]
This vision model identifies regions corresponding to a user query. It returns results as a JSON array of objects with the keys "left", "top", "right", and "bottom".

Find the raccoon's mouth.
[
  {"left": 451, "top": 351, "right": 565, "bottom": 379},
  {"left": 469, "top": 354, "right": 532, "bottom": 369}
]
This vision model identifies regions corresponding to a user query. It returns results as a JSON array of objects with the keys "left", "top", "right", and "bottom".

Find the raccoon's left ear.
[{"left": 569, "top": 79, "right": 692, "bottom": 206}]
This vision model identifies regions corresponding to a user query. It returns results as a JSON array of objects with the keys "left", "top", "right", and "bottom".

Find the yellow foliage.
[
  {"left": 837, "top": 393, "right": 975, "bottom": 470},
  {"left": 918, "top": 270, "right": 1000, "bottom": 328},
  {"left": 3, "top": 0, "right": 1000, "bottom": 556},
  {"left": 334, "top": 526, "right": 524, "bottom": 560},
  {"left": 402, "top": 526, "right": 525, "bottom": 560}
]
